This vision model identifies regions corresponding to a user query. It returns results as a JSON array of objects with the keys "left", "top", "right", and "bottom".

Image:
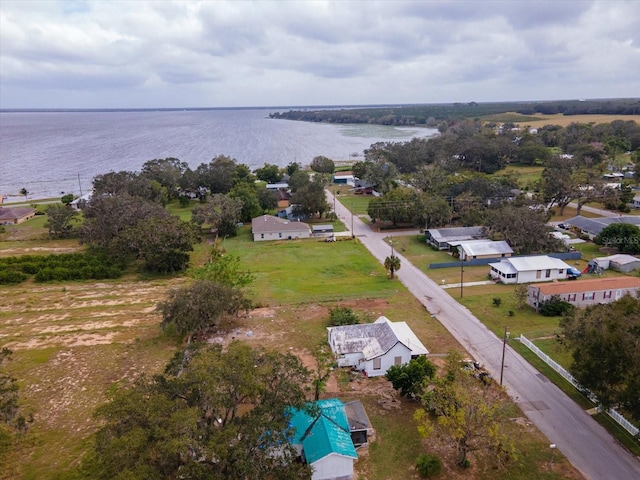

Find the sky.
[{"left": 0, "top": 0, "right": 638, "bottom": 109}]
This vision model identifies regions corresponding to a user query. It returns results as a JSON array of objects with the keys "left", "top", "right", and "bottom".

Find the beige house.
[
  {"left": 0, "top": 207, "right": 37, "bottom": 225},
  {"left": 527, "top": 276, "right": 640, "bottom": 310},
  {"left": 251, "top": 215, "right": 311, "bottom": 241}
]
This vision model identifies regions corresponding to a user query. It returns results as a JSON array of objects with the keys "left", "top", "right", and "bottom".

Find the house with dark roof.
[
  {"left": 527, "top": 276, "right": 640, "bottom": 310},
  {"left": 563, "top": 215, "right": 640, "bottom": 240},
  {"left": 454, "top": 239, "right": 513, "bottom": 261},
  {"left": 327, "top": 316, "right": 428, "bottom": 377},
  {"left": 425, "top": 226, "right": 485, "bottom": 250},
  {"left": 251, "top": 215, "right": 311, "bottom": 241},
  {"left": 0, "top": 206, "right": 36, "bottom": 225},
  {"left": 289, "top": 398, "right": 358, "bottom": 480}
]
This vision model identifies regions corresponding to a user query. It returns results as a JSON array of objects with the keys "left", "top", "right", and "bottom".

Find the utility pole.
[
  {"left": 460, "top": 250, "right": 464, "bottom": 298},
  {"left": 77, "top": 173, "right": 83, "bottom": 197},
  {"left": 500, "top": 326, "right": 509, "bottom": 385},
  {"left": 351, "top": 196, "right": 354, "bottom": 238}
]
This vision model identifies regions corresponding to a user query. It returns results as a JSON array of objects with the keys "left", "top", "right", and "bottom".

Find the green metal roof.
[{"left": 290, "top": 398, "right": 357, "bottom": 463}]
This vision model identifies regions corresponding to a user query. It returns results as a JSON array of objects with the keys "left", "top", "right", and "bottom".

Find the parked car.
[{"left": 567, "top": 267, "right": 582, "bottom": 278}]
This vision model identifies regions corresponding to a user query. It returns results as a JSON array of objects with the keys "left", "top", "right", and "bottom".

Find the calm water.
[{"left": 0, "top": 108, "right": 436, "bottom": 200}]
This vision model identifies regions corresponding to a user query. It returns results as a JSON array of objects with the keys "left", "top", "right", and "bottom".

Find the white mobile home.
[{"left": 489, "top": 255, "right": 573, "bottom": 284}]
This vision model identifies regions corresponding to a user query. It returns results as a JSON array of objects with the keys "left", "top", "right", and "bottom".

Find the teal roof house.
[{"left": 290, "top": 398, "right": 358, "bottom": 480}]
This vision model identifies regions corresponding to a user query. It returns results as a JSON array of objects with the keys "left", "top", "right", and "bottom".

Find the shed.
[
  {"left": 426, "top": 226, "right": 485, "bottom": 250},
  {"left": 312, "top": 224, "right": 334, "bottom": 237},
  {"left": 607, "top": 254, "right": 640, "bottom": 273},
  {"left": 455, "top": 239, "right": 513, "bottom": 261}
]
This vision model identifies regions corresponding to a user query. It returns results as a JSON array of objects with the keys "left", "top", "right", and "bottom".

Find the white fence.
[{"left": 519, "top": 334, "right": 639, "bottom": 438}]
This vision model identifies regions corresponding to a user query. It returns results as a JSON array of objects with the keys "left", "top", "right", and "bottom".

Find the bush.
[
  {"left": 327, "top": 306, "right": 359, "bottom": 326},
  {"left": 416, "top": 453, "right": 442, "bottom": 478},
  {"left": 0, "top": 269, "right": 28, "bottom": 285},
  {"left": 492, "top": 297, "right": 502, "bottom": 307},
  {"left": 539, "top": 295, "right": 574, "bottom": 316}
]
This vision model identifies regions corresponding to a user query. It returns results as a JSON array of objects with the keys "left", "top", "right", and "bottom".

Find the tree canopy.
[
  {"left": 560, "top": 295, "right": 640, "bottom": 421},
  {"left": 79, "top": 342, "right": 312, "bottom": 480}
]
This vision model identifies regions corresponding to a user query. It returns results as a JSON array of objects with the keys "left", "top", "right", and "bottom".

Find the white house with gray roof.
[
  {"left": 251, "top": 215, "right": 311, "bottom": 241},
  {"left": 489, "top": 255, "right": 573, "bottom": 284},
  {"left": 563, "top": 215, "right": 640, "bottom": 240},
  {"left": 327, "top": 316, "right": 428, "bottom": 377}
]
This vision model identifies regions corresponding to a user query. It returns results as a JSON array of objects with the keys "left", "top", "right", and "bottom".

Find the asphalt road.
[{"left": 328, "top": 191, "right": 640, "bottom": 480}]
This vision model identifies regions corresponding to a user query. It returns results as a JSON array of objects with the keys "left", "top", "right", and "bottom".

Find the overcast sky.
[{"left": 1, "top": 0, "right": 638, "bottom": 109}]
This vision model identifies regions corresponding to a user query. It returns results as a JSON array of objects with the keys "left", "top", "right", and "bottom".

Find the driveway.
[{"left": 326, "top": 190, "right": 640, "bottom": 480}]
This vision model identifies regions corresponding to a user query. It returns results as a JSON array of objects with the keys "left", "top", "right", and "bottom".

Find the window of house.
[
  {"left": 545, "top": 269, "right": 551, "bottom": 278},
  {"left": 559, "top": 269, "right": 564, "bottom": 274},
  {"left": 373, "top": 358, "right": 382, "bottom": 370},
  {"left": 260, "top": 234, "right": 264, "bottom": 239},
  {"left": 536, "top": 270, "right": 542, "bottom": 279},
  {"left": 583, "top": 292, "right": 595, "bottom": 300},
  {"left": 394, "top": 356, "right": 402, "bottom": 366},
  {"left": 568, "top": 294, "right": 576, "bottom": 301},
  {"left": 279, "top": 233, "right": 282, "bottom": 238},
  {"left": 603, "top": 290, "right": 612, "bottom": 299}
]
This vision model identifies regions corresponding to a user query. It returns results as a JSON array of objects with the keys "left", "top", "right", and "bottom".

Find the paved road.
[{"left": 328, "top": 191, "right": 640, "bottom": 480}]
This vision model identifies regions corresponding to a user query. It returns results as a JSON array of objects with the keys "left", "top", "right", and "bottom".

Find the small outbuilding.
[
  {"left": 455, "top": 239, "right": 513, "bottom": 261},
  {"left": 607, "top": 254, "right": 640, "bottom": 273}
]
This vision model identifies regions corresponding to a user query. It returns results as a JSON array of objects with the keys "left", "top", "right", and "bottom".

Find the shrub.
[
  {"left": 0, "top": 269, "right": 28, "bottom": 285},
  {"left": 492, "top": 297, "right": 502, "bottom": 307},
  {"left": 416, "top": 453, "right": 442, "bottom": 478},
  {"left": 539, "top": 295, "right": 574, "bottom": 316},
  {"left": 327, "top": 306, "right": 360, "bottom": 326}
]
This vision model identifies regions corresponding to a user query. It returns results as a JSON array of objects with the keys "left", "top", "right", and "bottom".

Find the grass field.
[
  {"left": 0, "top": 201, "right": 588, "bottom": 479},
  {"left": 512, "top": 113, "right": 640, "bottom": 128}
]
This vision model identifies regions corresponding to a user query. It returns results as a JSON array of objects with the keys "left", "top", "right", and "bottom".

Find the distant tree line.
[{"left": 269, "top": 98, "right": 640, "bottom": 126}]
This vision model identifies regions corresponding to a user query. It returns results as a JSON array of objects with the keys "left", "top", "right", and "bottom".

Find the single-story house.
[
  {"left": 70, "top": 192, "right": 92, "bottom": 210},
  {"left": 563, "top": 215, "right": 640, "bottom": 240},
  {"left": 631, "top": 194, "right": 640, "bottom": 209},
  {"left": 0, "top": 206, "right": 37, "bottom": 225},
  {"left": 527, "top": 276, "right": 640, "bottom": 310},
  {"left": 251, "top": 215, "right": 311, "bottom": 241},
  {"left": 426, "top": 226, "right": 485, "bottom": 250},
  {"left": 332, "top": 171, "right": 356, "bottom": 186},
  {"left": 290, "top": 398, "right": 358, "bottom": 480},
  {"left": 454, "top": 239, "right": 513, "bottom": 261},
  {"left": 607, "top": 254, "right": 640, "bottom": 273},
  {"left": 488, "top": 255, "right": 573, "bottom": 284},
  {"left": 327, "top": 316, "right": 429, "bottom": 377}
]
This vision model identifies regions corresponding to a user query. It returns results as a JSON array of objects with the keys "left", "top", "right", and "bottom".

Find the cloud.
[{"left": 0, "top": 0, "right": 638, "bottom": 108}]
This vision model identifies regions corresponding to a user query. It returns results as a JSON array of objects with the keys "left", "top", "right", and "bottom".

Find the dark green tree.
[
  {"left": 44, "top": 204, "right": 79, "bottom": 239},
  {"left": 288, "top": 170, "right": 310, "bottom": 192},
  {"left": 60, "top": 193, "right": 74, "bottom": 205},
  {"left": 560, "top": 295, "right": 640, "bottom": 420},
  {"left": 291, "top": 178, "right": 329, "bottom": 218},
  {"left": 158, "top": 280, "right": 250, "bottom": 341},
  {"left": 384, "top": 255, "right": 401, "bottom": 279},
  {"left": 386, "top": 356, "right": 436, "bottom": 399},
  {"left": 595, "top": 222, "right": 640, "bottom": 254},
  {"left": 191, "top": 194, "right": 243, "bottom": 237},
  {"left": 310, "top": 156, "right": 335, "bottom": 174},
  {"left": 80, "top": 342, "right": 312, "bottom": 480},
  {"left": 140, "top": 157, "right": 189, "bottom": 199},
  {"left": 115, "top": 216, "right": 201, "bottom": 273},
  {"left": 254, "top": 163, "right": 282, "bottom": 184},
  {"left": 191, "top": 241, "right": 254, "bottom": 288},
  {"left": 229, "top": 183, "right": 263, "bottom": 222}
]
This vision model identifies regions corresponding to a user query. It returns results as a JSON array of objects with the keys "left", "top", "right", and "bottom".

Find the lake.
[{"left": 0, "top": 108, "right": 437, "bottom": 200}]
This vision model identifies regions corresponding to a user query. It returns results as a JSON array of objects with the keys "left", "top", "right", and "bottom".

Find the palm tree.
[
  {"left": 384, "top": 255, "right": 401, "bottom": 279},
  {"left": 19, "top": 187, "right": 28, "bottom": 201}
]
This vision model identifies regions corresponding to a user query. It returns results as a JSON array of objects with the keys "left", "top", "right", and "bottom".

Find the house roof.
[
  {"left": 564, "top": 215, "right": 640, "bottom": 236},
  {"left": 290, "top": 398, "right": 357, "bottom": 464},
  {"left": 531, "top": 276, "right": 640, "bottom": 296},
  {"left": 0, "top": 207, "right": 36, "bottom": 221},
  {"left": 328, "top": 316, "right": 428, "bottom": 359},
  {"left": 251, "top": 215, "right": 310, "bottom": 235},
  {"left": 343, "top": 400, "right": 373, "bottom": 432},
  {"left": 489, "top": 255, "right": 572, "bottom": 273},
  {"left": 457, "top": 240, "right": 513, "bottom": 256},
  {"left": 606, "top": 254, "right": 640, "bottom": 265},
  {"left": 427, "top": 226, "right": 485, "bottom": 244}
]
